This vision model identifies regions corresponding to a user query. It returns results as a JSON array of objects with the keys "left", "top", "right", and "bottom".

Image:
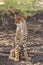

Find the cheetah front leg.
[
  {"left": 9, "top": 48, "right": 15, "bottom": 61},
  {"left": 23, "top": 43, "right": 30, "bottom": 61},
  {"left": 9, "top": 45, "right": 19, "bottom": 61}
]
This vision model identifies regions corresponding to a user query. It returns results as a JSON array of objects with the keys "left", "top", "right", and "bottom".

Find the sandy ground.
[{"left": 0, "top": 10, "right": 43, "bottom": 65}]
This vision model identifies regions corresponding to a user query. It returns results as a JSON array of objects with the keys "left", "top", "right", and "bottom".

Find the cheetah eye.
[{"left": 16, "top": 22, "right": 17, "bottom": 23}]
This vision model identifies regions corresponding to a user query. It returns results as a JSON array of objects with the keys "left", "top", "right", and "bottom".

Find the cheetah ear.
[
  {"left": 24, "top": 15, "right": 27, "bottom": 19},
  {"left": 23, "top": 15, "right": 27, "bottom": 19}
]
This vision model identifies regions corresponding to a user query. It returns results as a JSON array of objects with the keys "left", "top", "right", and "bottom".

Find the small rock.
[
  {"left": 34, "top": 62, "right": 41, "bottom": 65},
  {"left": 26, "top": 62, "right": 33, "bottom": 65}
]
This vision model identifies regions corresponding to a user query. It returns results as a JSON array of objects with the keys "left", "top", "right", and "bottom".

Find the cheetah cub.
[{"left": 9, "top": 13, "right": 29, "bottom": 61}]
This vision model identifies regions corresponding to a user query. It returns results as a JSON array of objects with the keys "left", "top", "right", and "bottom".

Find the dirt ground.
[{"left": 0, "top": 10, "right": 43, "bottom": 65}]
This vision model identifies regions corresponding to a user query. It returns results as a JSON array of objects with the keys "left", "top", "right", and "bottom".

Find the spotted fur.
[{"left": 9, "top": 13, "right": 29, "bottom": 61}]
